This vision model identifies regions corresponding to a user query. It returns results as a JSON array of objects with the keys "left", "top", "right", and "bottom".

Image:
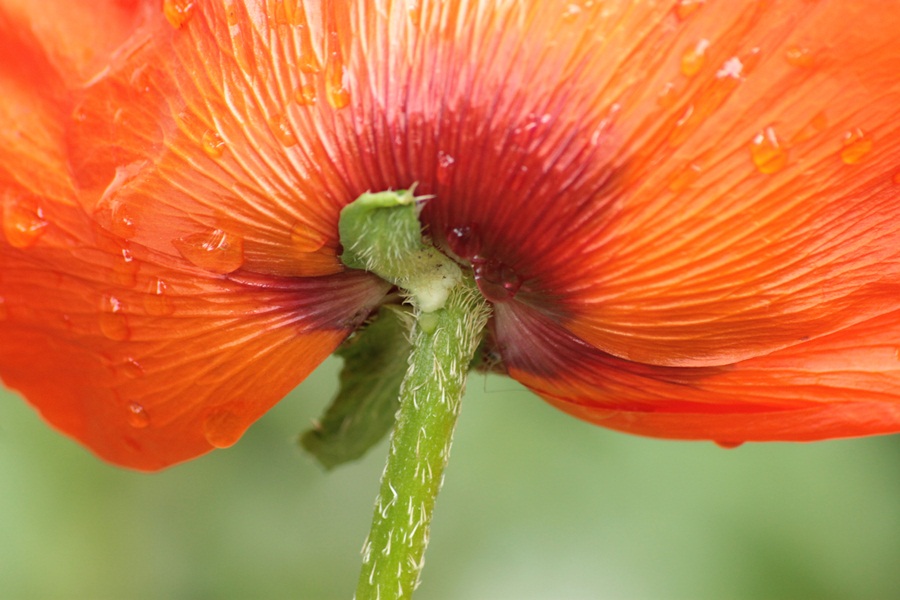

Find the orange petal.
[
  {"left": 0, "top": 25, "right": 389, "bottom": 469},
  {"left": 0, "top": 197, "right": 388, "bottom": 469},
  {"left": 498, "top": 303, "right": 900, "bottom": 443},
  {"left": 65, "top": 0, "right": 354, "bottom": 278},
  {"left": 0, "top": 0, "right": 150, "bottom": 86},
  {"left": 378, "top": 0, "right": 899, "bottom": 367}
]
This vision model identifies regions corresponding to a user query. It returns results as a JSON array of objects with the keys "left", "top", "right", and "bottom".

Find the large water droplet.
[
  {"left": 681, "top": 39, "right": 710, "bottom": 77},
  {"left": 750, "top": 127, "right": 788, "bottom": 174},
  {"left": 295, "top": 83, "right": 317, "bottom": 105},
  {"left": 474, "top": 259, "right": 522, "bottom": 302},
  {"left": 840, "top": 128, "right": 873, "bottom": 165},
  {"left": 325, "top": 29, "right": 351, "bottom": 109},
  {"left": 436, "top": 151, "right": 456, "bottom": 186},
  {"left": 268, "top": 113, "right": 297, "bottom": 147},
  {"left": 127, "top": 401, "right": 151, "bottom": 429},
  {"left": 174, "top": 229, "right": 245, "bottom": 274},
  {"left": 144, "top": 277, "right": 175, "bottom": 316},
  {"left": 163, "top": 0, "right": 196, "bottom": 29},
  {"left": 100, "top": 295, "right": 130, "bottom": 341},
  {"left": 2, "top": 197, "right": 47, "bottom": 249},
  {"left": 445, "top": 225, "right": 482, "bottom": 261},
  {"left": 203, "top": 409, "right": 244, "bottom": 448},
  {"left": 201, "top": 129, "right": 226, "bottom": 159},
  {"left": 112, "top": 246, "right": 139, "bottom": 287},
  {"left": 290, "top": 221, "right": 326, "bottom": 253},
  {"left": 674, "top": 0, "right": 705, "bottom": 20}
]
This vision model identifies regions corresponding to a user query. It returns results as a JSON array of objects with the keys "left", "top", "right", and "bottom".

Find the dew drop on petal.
[
  {"left": 668, "top": 162, "right": 702, "bottom": 193},
  {"left": 562, "top": 3, "right": 582, "bottom": 22},
  {"left": 290, "top": 221, "right": 326, "bottom": 253},
  {"left": 436, "top": 151, "right": 456, "bottom": 186},
  {"left": 325, "top": 29, "right": 351, "bottom": 109},
  {"left": 127, "top": 401, "right": 151, "bottom": 429},
  {"left": 445, "top": 225, "right": 482, "bottom": 261},
  {"left": 681, "top": 39, "right": 710, "bottom": 77},
  {"left": 201, "top": 129, "right": 226, "bottom": 159},
  {"left": 674, "top": 0, "right": 705, "bottom": 20},
  {"left": 750, "top": 127, "right": 788, "bottom": 174},
  {"left": 100, "top": 295, "right": 131, "bottom": 341},
  {"left": 121, "top": 357, "right": 145, "bottom": 379},
  {"left": 840, "top": 128, "right": 873, "bottom": 165},
  {"left": 268, "top": 114, "right": 297, "bottom": 147},
  {"left": 295, "top": 83, "right": 317, "bottom": 105},
  {"left": 203, "top": 409, "right": 244, "bottom": 448},
  {"left": 657, "top": 82, "right": 678, "bottom": 109},
  {"left": 784, "top": 45, "right": 814, "bottom": 68},
  {"left": 2, "top": 197, "right": 47, "bottom": 249},
  {"left": 475, "top": 259, "right": 522, "bottom": 302},
  {"left": 144, "top": 277, "right": 175, "bottom": 316},
  {"left": 174, "top": 229, "right": 245, "bottom": 274},
  {"left": 163, "top": 0, "right": 196, "bottom": 29},
  {"left": 113, "top": 247, "right": 139, "bottom": 287},
  {"left": 714, "top": 440, "right": 744, "bottom": 449}
]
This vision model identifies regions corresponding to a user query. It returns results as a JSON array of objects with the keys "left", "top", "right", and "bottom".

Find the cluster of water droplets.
[{"left": 445, "top": 225, "right": 523, "bottom": 302}]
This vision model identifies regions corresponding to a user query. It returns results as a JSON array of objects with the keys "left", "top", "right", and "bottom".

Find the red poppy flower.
[{"left": 1, "top": 0, "right": 899, "bottom": 470}]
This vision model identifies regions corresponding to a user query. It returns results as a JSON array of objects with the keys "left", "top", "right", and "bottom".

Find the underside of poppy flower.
[{"left": 1, "top": 0, "right": 899, "bottom": 470}]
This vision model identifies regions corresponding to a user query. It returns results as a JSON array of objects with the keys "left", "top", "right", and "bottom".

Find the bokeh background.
[{"left": 3, "top": 356, "right": 900, "bottom": 599}]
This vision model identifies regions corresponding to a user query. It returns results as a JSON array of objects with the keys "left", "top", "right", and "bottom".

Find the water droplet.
[
  {"left": 268, "top": 113, "right": 297, "bottom": 147},
  {"left": 163, "top": 0, "right": 196, "bottom": 29},
  {"left": 121, "top": 357, "right": 145, "bottom": 379},
  {"left": 784, "top": 45, "right": 814, "bottom": 68},
  {"left": 716, "top": 56, "right": 743, "bottom": 80},
  {"left": 144, "top": 277, "right": 175, "bottom": 316},
  {"left": 790, "top": 111, "right": 828, "bottom": 145},
  {"left": 750, "top": 127, "right": 788, "bottom": 174},
  {"left": 681, "top": 39, "right": 710, "bottom": 77},
  {"left": 290, "top": 222, "right": 326, "bottom": 253},
  {"left": 674, "top": 0, "right": 705, "bottom": 20},
  {"left": 668, "top": 162, "right": 702, "bottom": 193},
  {"left": 96, "top": 161, "right": 146, "bottom": 239},
  {"left": 294, "top": 83, "right": 317, "bottom": 105},
  {"left": 474, "top": 259, "right": 522, "bottom": 302},
  {"left": 445, "top": 225, "right": 482, "bottom": 261},
  {"left": 173, "top": 229, "right": 244, "bottom": 274},
  {"left": 112, "top": 246, "right": 140, "bottom": 287},
  {"left": 562, "top": 3, "right": 583, "bottom": 22},
  {"left": 840, "top": 128, "right": 873, "bottom": 165},
  {"left": 436, "top": 151, "right": 456, "bottom": 186},
  {"left": 714, "top": 440, "right": 744, "bottom": 449},
  {"left": 100, "top": 295, "right": 130, "bottom": 341},
  {"left": 325, "top": 28, "right": 350, "bottom": 109},
  {"left": 2, "top": 197, "right": 47, "bottom": 248},
  {"left": 203, "top": 409, "right": 244, "bottom": 448},
  {"left": 127, "top": 401, "right": 151, "bottom": 428},
  {"left": 201, "top": 129, "right": 226, "bottom": 159},
  {"left": 657, "top": 82, "right": 678, "bottom": 108}
]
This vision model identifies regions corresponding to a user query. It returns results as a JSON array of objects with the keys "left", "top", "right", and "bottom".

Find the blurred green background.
[{"left": 3, "top": 356, "right": 900, "bottom": 599}]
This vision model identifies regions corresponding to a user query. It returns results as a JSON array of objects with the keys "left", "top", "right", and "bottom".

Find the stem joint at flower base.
[{"left": 339, "top": 189, "right": 490, "bottom": 599}]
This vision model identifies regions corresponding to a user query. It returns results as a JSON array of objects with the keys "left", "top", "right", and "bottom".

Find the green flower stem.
[
  {"left": 339, "top": 190, "right": 490, "bottom": 599},
  {"left": 356, "top": 278, "right": 488, "bottom": 599}
]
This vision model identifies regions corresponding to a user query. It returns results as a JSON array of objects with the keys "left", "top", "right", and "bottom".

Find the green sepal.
[{"left": 300, "top": 306, "right": 412, "bottom": 470}]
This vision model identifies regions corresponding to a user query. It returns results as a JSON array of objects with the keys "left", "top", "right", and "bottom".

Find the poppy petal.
[
  {"left": 497, "top": 302, "right": 900, "bottom": 443},
  {"left": 0, "top": 0, "right": 150, "bottom": 86},
  {"left": 384, "top": 0, "right": 900, "bottom": 367},
  {"left": 0, "top": 25, "right": 389, "bottom": 469},
  {"left": 65, "top": 0, "right": 355, "bottom": 278}
]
